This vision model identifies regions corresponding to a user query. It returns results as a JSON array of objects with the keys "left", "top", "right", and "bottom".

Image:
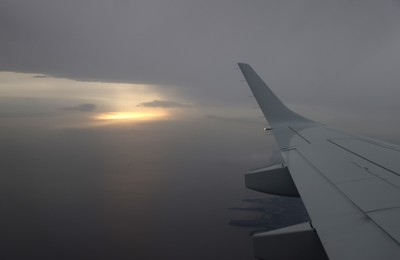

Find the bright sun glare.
[{"left": 95, "top": 111, "right": 168, "bottom": 121}]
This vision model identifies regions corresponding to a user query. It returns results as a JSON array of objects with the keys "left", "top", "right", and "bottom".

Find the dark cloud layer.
[
  {"left": 0, "top": 97, "right": 60, "bottom": 118},
  {"left": 60, "top": 103, "right": 96, "bottom": 112},
  {"left": 205, "top": 114, "right": 261, "bottom": 125},
  {"left": 137, "top": 100, "right": 189, "bottom": 108},
  {"left": 1, "top": 0, "right": 400, "bottom": 113}
]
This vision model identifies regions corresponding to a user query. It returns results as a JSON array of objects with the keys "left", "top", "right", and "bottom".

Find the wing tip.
[{"left": 237, "top": 62, "right": 316, "bottom": 126}]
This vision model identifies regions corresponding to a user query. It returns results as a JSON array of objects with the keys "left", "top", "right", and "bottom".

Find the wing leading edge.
[{"left": 238, "top": 63, "right": 400, "bottom": 260}]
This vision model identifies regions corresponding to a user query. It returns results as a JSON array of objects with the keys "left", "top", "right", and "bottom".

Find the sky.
[{"left": 1, "top": 0, "right": 400, "bottom": 259}]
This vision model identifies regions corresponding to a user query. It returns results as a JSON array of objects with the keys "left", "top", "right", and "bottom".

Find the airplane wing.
[{"left": 238, "top": 63, "right": 400, "bottom": 260}]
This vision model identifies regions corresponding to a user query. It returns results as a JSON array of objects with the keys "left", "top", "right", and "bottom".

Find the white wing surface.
[{"left": 238, "top": 63, "right": 400, "bottom": 260}]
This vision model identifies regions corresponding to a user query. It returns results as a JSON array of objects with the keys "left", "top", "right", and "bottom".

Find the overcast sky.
[
  {"left": 2, "top": 0, "right": 400, "bottom": 139},
  {"left": 1, "top": 1, "right": 400, "bottom": 259}
]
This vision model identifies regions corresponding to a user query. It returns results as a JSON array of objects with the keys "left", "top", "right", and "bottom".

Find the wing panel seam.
[
  {"left": 327, "top": 139, "right": 400, "bottom": 179},
  {"left": 288, "top": 126, "right": 311, "bottom": 144},
  {"left": 291, "top": 148, "right": 400, "bottom": 247},
  {"left": 366, "top": 206, "right": 400, "bottom": 214}
]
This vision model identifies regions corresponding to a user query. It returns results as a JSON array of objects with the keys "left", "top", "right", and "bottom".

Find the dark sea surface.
[{"left": 0, "top": 116, "right": 308, "bottom": 260}]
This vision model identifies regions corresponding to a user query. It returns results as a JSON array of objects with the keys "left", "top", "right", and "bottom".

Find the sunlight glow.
[
  {"left": 95, "top": 111, "right": 168, "bottom": 121},
  {"left": 0, "top": 71, "right": 176, "bottom": 128}
]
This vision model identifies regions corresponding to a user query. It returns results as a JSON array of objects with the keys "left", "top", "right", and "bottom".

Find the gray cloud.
[
  {"left": 0, "top": 97, "right": 60, "bottom": 118},
  {"left": 1, "top": 0, "right": 400, "bottom": 112},
  {"left": 205, "top": 114, "right": 260, "bottom": 125},
  {"left": 1, "top": 1, "right": 399, "bottom": 136},
  {"left": 32, "top": 75, "right": 47, "bottom": 78},
  {"left": 60, "top": 103, "right": 96, "bottom": 112},
  {"left": 2, "top": 2, "right": 400, "bottom": 258},
  {"left": 137, "top": 100, "right": 190, "bottom": 108}
]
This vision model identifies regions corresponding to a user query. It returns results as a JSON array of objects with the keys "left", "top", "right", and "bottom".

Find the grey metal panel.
[
  {"left": 329, "top": 138, "right": 400, "bottom": 188},
  {"left": 286, "top": 149, "right": 400, "bottom": 260},
  {"left": 271, "top": 126, "right": 310, "bottom": 149},
  {"left": 297, "top": 142, "right": 374, "bottom": 184},
  {"left": 291, "top": 125, "right": 350, "bottom": 144},
  {"left": 337, "top": 152, "right": 400, "bottom": 188},
  {"left": 331, "top": 138, "right": 400, "bottom": 176},
  {"left": 369, "top": 208, "right": 400, "bottom": 244},
  {"left": 337, "top": 178, "right": 400, "bottom": 212},
  {"left": 296, "top": 136, "right": 400, "bottom": 212}
]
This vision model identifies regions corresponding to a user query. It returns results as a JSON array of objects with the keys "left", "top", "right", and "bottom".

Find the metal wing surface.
[{"left": 238, "top": 63, "right": 400, "bottom": 260}]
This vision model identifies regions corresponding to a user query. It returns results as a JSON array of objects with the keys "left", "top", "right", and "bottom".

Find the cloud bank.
[
  {"left": 60, "top": 103, "right": 96, "bottom": 112},
  {"left": 137, "top": 100, "right": 190, "bottom": 108}
]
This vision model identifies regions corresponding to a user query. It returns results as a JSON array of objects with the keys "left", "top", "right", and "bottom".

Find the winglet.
[{"left": 238, "top": 63, "right": 314, "bottom": 126}]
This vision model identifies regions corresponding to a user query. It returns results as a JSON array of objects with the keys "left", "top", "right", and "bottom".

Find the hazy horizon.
[{"left": 1, "top": 1, "right": 400, "bottom": 259}]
